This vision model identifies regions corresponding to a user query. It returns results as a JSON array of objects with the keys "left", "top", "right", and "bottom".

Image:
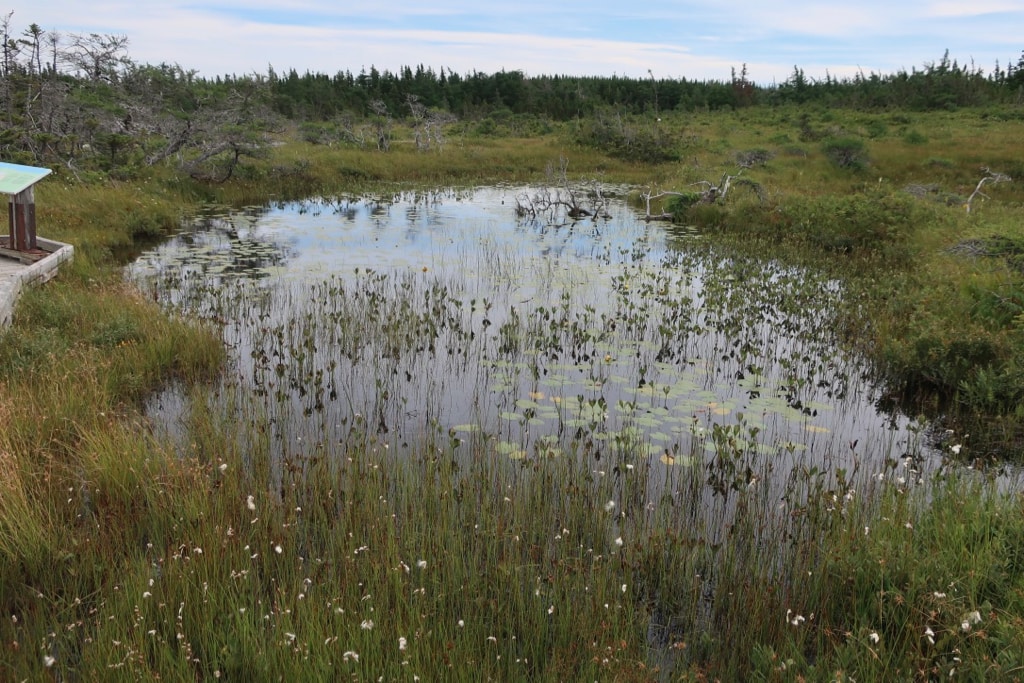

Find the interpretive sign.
[
  {"left": 1, "top": 161, "right": 53, "bottom": 254},
  {"left": 0, "top": 162, "right": 51, "bottom": 195}
]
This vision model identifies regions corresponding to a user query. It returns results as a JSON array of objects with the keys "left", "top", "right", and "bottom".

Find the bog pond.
[{"left": 129, "top": 185, "right": 946, "bottom": 501}]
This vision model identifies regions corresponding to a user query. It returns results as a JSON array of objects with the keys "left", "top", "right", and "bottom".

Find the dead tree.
[
  {"left": 514, "top": 156, "right": 610, "bottom": 223},
  {"left": 638, "top": 187, "right": 686, "bottom": 221},
  {"left": 64, "top": 32, "right": 129, "bottom": 82},
  {"left": 337, "top": 112, "right": 368, "bottom": 148},
  {"left": 407, "top": 94, "right": 455, "bottom": 152},
  {"left": 966, "top": 167, "right": 1011, "bottom": 214},
  {"left": 368, "top": 100, "right": 392, "bottom": 151}
]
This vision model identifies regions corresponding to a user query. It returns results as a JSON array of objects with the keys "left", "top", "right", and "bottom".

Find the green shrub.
[
  {"left": 778, "top": 191, "right": 921, "bottom": 254},
  {"left": 664, "top": 191, "right": 704, "bottom": 219},
  {"left": 685, "top": 202, "right": 728, "bottom": 228},
  {"left": 864, "top": 119, "right": 889, "bottom": 138},
  {"left": 903, "top": 129, "right": 929, "bottom": 145},
  {"left": 821, "top": 136, "right": 870, "bottom": 170},
  {"left": 575, "top": 108, "right": 679, "bottom": 163}
]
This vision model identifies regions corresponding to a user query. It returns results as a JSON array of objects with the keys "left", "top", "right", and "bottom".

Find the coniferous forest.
[{"left": 2, "top": 14, "right": 1023, "bottom": 175}]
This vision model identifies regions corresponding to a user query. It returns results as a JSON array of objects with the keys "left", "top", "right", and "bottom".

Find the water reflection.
[{"left": 130, "top": 186, "right": 950, "bottom": 500}]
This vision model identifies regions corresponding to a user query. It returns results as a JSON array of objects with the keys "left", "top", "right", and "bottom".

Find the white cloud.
[
  {"left": 927, "top": 1, "right": 1022, "bottom": 17},
  {"left": 2, "top": 0, "right": 1020, "bottom": 83}
]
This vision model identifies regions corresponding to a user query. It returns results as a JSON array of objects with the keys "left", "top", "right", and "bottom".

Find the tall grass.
[
  {"left": 1, "top": 107, "right": 1022, "bottom": 679},
  {"left": 3, "top": 373, "right": 1020, "bottom": 679}
]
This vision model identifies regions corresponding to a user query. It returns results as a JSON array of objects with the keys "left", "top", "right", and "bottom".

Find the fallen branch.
[
  {"left": 639, "top": 168, "right": 766, "bottom": 221},
  {"left": 966, "top": 167, "right": 1011, "bottom": 214},
  {"left": 514, "top": 156, "right": 610, "bottom": 223},
  {"left": 639, "top": 188, "right": 688, "bottom": 221}
]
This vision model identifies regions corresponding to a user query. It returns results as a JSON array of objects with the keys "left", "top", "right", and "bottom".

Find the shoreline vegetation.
[{"left": 2, "top": 22, "right": 1024, "bottom": 679}]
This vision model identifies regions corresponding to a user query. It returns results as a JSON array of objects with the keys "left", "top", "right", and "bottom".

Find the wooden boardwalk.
[{"left": 0, "top": 239, "right": 74, "bottom": 328}]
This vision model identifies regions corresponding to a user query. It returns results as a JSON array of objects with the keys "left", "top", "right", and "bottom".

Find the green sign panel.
[{"left": 0, "top": 161, "right": 52, "bottom": 195}]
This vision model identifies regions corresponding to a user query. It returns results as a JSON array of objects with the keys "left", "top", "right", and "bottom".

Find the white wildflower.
[
  {"left": 274, "top": 545, "right": 283, "bottom": 554},
  {"left": 398, "top": 636, "right": 407, "bottom": 651},
  {"left": 342, "top": 650, "right": 359, "bottom": 662},
  {"left": 950, "top": 444, "right": 962, "bottom": 455},
  {"left": 246, "top": 495, "right": 256, "bottom": 511},
  {"left": 361, "top": 619, "right": 374, "bottom": 630},
  {"left": 43, "top": 655, "right": 56, "bottom": 668},
  {"left": 219, "top": 463, "right": 228, "bottom": 473},
  {"left": 416, "top": 560, "right": 427, "bottom": 569},
  {"left": 925, "top": 626, "right": 935, "bottom": 645},
  {"left": 869, "top": 632, "right": 880, "bottom": 644},
  {"left": 604, "top": 500, "right": 616, "bottom": 512},
  {"left": 961, "top": 610, "right": 981, "bottom": 632},
  {"left": 614, "top": 537, "right": 624, "bottom": 547}
]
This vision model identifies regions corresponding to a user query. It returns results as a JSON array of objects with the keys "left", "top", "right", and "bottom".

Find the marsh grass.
[
  {"left": 2, "top": 107, "right": 1023, "bottom": 679},
  {"left": 651, "top": 108, "right": 1024, "bottom": 444},
  {"left": 5, "top": 372, "right": 1021, "bottom": 679}
]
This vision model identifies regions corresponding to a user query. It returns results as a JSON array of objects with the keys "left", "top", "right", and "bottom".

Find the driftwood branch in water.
[{"left": 514, "top": 156, "right": 611, "bottom": 223}]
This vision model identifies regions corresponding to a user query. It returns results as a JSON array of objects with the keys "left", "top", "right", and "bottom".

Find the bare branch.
[
  {"left": 65, "top": 32, "right": 130, "bottom": 82},
  {"left": 966, "top": 167, "right": 1012, "bottom": 214},
  {"left": 514, "top": 156, "right": 610, "bottom": 223}
]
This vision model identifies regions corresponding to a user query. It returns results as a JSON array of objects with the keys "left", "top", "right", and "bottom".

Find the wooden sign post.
[{"left": 9, "top": 186, "right": 36, "bottom": 251}]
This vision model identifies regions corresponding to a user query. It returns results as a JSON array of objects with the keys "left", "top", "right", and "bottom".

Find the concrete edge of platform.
[{"left": 0, "top": 237, "right": 74, "bottom": 329}]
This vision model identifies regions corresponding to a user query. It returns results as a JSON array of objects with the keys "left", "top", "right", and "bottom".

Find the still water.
[{"left": 129, "top": 186, "right": 942, "bottom": 492}]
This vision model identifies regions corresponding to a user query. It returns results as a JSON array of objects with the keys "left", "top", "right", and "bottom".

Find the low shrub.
[
  {"left": 776, "top": 191, "right": 922, "bottom": 255},
  {"left": 822, "top": 136, "right": 870, "bottom": 170},
  {"left": 903, "top": 129, "right": 929, "bottom": 145},
  {"left": 664, "top": 191, "right": 704, "bottom": 219},
  {"left": 575, "top": 108, "right": 679, "bottom": 163}
]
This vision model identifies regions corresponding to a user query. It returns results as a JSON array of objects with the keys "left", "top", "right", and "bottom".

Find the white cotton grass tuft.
[{"left": 960, "top": 610, "right": 982, "bottom": 632}]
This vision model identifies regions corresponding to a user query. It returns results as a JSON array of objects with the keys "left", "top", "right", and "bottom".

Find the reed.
[{"left": 1, "top": 107, "right": 1022, "bottom": 679}]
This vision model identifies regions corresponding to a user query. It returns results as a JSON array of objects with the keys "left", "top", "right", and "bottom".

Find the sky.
[{"left": 3, "top": 1, "right": 1023, "bottom": 84}]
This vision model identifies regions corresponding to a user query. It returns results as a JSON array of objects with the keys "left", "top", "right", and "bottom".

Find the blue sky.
[{"left": 4, "top": 1, "right": 1022, "bottom": 83}]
